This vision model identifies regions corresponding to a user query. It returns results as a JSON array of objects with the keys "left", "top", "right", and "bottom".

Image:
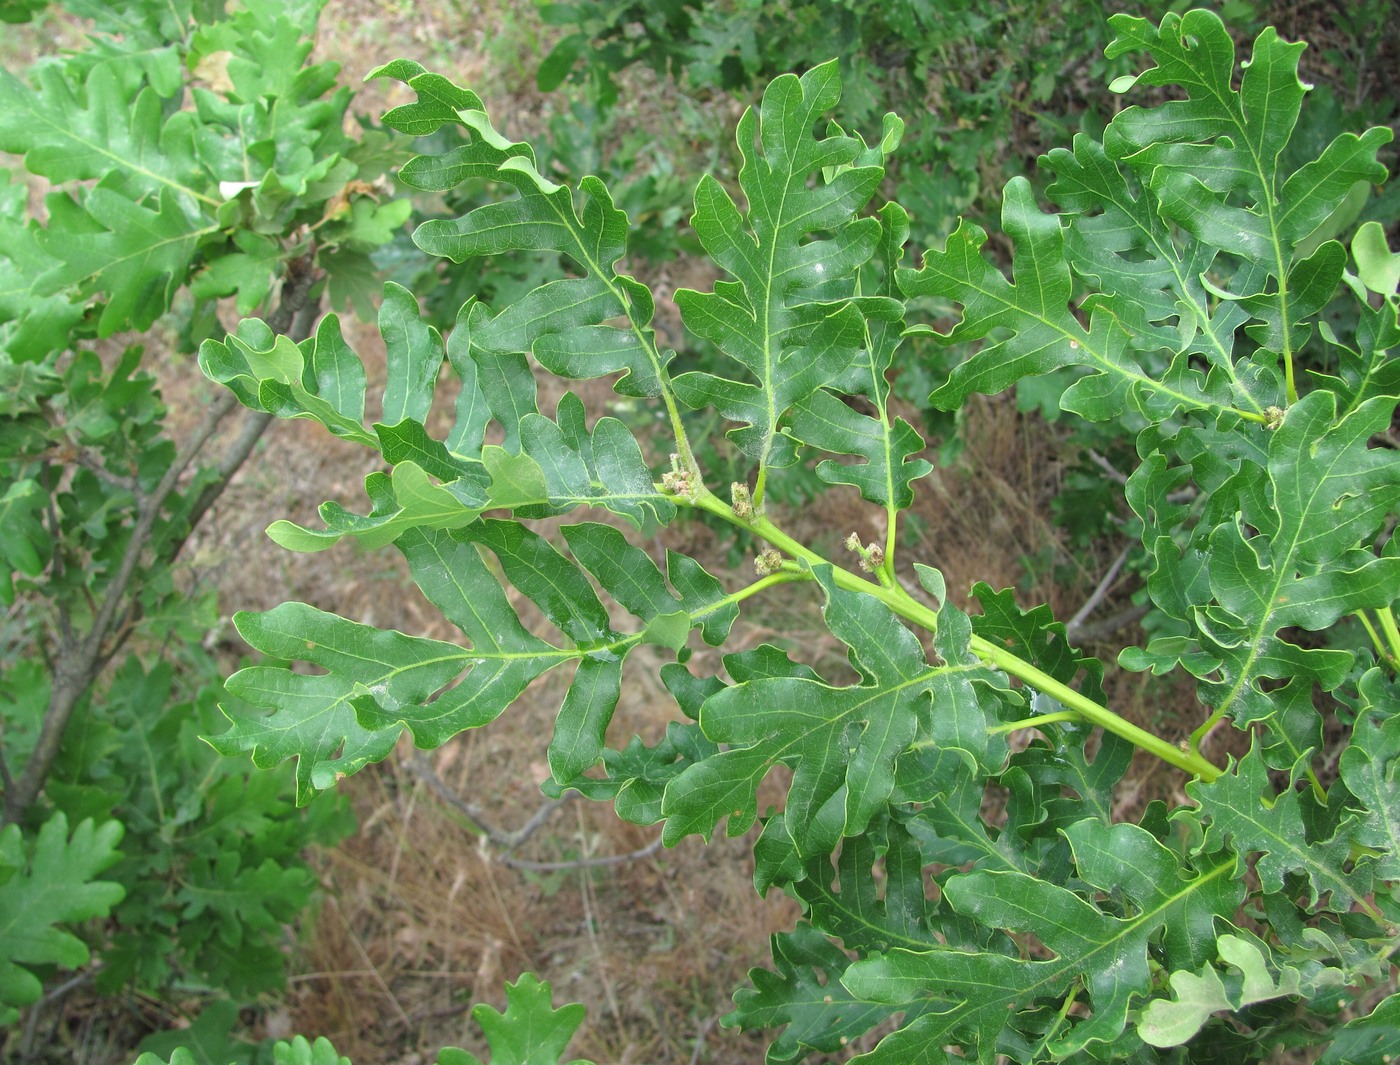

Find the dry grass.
[{"left": 279, "top": 754, "right": 798, "bottom": 1064}]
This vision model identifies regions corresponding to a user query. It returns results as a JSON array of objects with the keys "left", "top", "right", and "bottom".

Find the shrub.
[
  {"left": 189, "top": 7, "right": 1400, "bottom": 1061},
  {"left": 0, "top": 0, "right": 397, "bottom": 1055}
]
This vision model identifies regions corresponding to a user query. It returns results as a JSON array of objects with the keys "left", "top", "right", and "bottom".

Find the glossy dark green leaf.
[
  {"left": 1190, "top": 745, "right": 1370, "bottom": 911},
  {"left": 673, "top": 61, "right": 888, "bottom": 481},
  {"left": 844, "top": 820, "right": 1239, "bottom": 1060}
]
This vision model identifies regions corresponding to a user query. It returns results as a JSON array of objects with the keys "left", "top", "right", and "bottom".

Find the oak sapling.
[{"left": 195, "top": 11, "right": 1399, "bottom": 1063}]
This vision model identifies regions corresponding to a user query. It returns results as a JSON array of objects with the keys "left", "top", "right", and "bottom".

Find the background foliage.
[{"left": 0, "top": 0, "right": 398, "bottom": 1058}]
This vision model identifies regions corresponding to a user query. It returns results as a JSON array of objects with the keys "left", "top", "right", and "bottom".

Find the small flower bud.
[
  {"left": 855, "top": 539, "right": 885, "bottom": 571},
  {"left": 754, "top": 548, "right": 783, "bottom": 576},
  {"left": 662, "top": 453, "right": 694, "bottom": 498},
  {"left": 1264, "top": 405, "right": 1285, "bottom": 430},
  {"left": 731, "top": 482, "right": 753, "bottom": 520}
]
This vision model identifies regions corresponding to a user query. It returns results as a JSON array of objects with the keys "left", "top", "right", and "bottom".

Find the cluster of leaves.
[
  {"left": 0, "top": 0, "right": 401, "bottom": 1050},
  {"left": 1027, "top": 0, "right": 1399, "bottom": 585},
  {"left": 129, "top": 974, "right": 595, "bottom": 1065},
  {"left": 508, "top": 3, "right": 1097, "bottom": 537},
  {"left": 29, "top": 657, "right": 351, "bottom": 993},
  {"left": 2, "top": 654, "right": 353, "bottom": 1060},
  {"left": 0, "top": 0, "right": 407, "bottom": 354},
  {"left": 142, "top": 7, "right": 1400, "bottom": 1064},
  {"left": 0, "top": 813, "right": 124, "bottom": 1027},
  {"left": 530, "top": 0, "right": 1400, "bottom": 556},
  {"left": 536, "top": 0, "right": 1141, "bottom": 241}
]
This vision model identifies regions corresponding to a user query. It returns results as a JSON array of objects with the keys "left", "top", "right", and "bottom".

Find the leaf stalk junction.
[{"left": 681, "top": 484, "right": 1224, "bottom": 780}]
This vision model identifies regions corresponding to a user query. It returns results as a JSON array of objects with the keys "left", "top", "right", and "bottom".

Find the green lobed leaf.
[
  {"left": 368, "top": 59, "right": 486, "bottom": 137},
  {"left": 0, "top": 62, "right": 205, "bottom": 197},
  {"left": 462, "top": 519, "right": 735, "bottom": 785},
  {"left": 1188, "top": 744, "right": 1370, "bottom": 911},
  {"left": 0, "top": 171, "right": 86, "bottom": 362},
  {"left": 1352, "top": 220, "right": 1400, "bottom": 296},
  {"left": 199, "top": 315, "right": 374, "bottom": 443},
  {"left": 219, "top": 520, "right": 741, "bottom": 802},
  {"left": 1320, "top": 993, "right": 1400, "bottom": 1065},
  {"left": 901, "top": 765, "right": 1037, "bottom": 879},
  {"left": 379, "top": 280, "right": 441, "bottom": 426},
  {"left": 1042, "top": 134, "right": 1265, "bottom": 414},
  {"left": 844, "top": 820, "right": 1239, "bottom": 1061},
  {"left": 673, "top": 61, "right": 889, "bottom": 478},
  {"left": 189, "top": 229, "right": 283, "bottom": 315},
  {"left": 511, "top": 395, "right": 678, "bottom": 529},
  {"left": 788, "top": 817, "right": 941, "bottom": 956},
  {"left": 218, "top": 528, "right": 557, "bottom": 802},
  {"left": 661, "top": 567, "right": 999, "bottom": 855},
  {"left": 35, "top": 186, "right": 213, "bottom": 337},
  {"left": 458, "top": 972, "right": 591, "bottom": 1065},
  {"left": 272, "top": 1035, "right": 351, "bottom": 1065},
  {"left": 214, "top": 614, "right": 411, "bottom": 805},
  {"left": 130, "top": 998, "right": 253, "bottom": 1065},
  {"left": 1137, "top": 934, "right": 1302, "bottom": 1048},
  {"left": 1105, "top": 11, "right": 1390, "bottom": 259},
  {"left": 905, "top": 176, "right": 1217, "bottom": 422},
  {"left": 728, "top": 922, "right": 902, "bottom": 1065},
  {"left": 0, "top": 813, "right": 126, "bottom": 1025},
  {"left": 1338, "top": 708, "right": 1400, "bottom": 883},
  {"left": 1128, "top": 391, "right": 1400, "bottom": 730},
  {"left": 1311, "top": 297, "right": 1400, "bottom": 415},
  {"left": 175, "top": 853, "right": 314, "bottom": 950},
  {"left": 127, "top": 972, "right": 596, "bottom": 1065},
  {"left": 204, "top": 292, "right": 679, "bottom": 550},
  {"left": 379, "top": 69, "right": 673, "bottom": 404},
  {"left": 265, "top": 461, "right": 484, "bottom": 552},
  {"left": 0, "top": 59, "right": 223, "bottom": 338},
  {"left": 546, "top": 662, "right": 726, "bottom": 823},
  {"left": 787, "top": 204, "right": 933, "bottom": 511}
]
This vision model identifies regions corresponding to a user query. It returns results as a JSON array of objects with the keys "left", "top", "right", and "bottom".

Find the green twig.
[
  {"left": 685, "top": 494, "right": 1225, "bottom": 781},
  {"left": 1355, "top": 609, "right": 1400, "bottom": 671},
  {"left": 1356, "top": 609, "right": 1386, "bottom": 658},
  {"left": 988, "top": 710, "right": 1084, "bottom": 735},
  {"left": 1377, "top": 607, "right": 1400, "bottom": 668},
  {"left": 1189, "top": 707, "right": 1227, "bottom": 756}
]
